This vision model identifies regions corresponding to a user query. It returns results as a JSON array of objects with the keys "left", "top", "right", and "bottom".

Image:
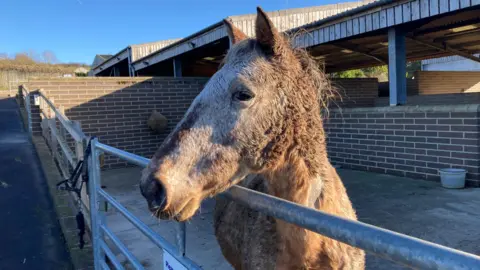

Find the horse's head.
[{"left": 140, "top": 7, "right": 328, "bottom": 221}]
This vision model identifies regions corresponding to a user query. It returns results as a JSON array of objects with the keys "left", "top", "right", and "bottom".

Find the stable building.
[
  {"left": 131, "top": 1, "right": 372, "bottom": 77},
  {"left": 91, "top": 39, "right": 180, "bottom": 77}
]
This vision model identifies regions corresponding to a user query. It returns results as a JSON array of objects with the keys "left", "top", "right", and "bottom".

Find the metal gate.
[{"left": 20, "top": 88, "right": 480, "bottom": 270}]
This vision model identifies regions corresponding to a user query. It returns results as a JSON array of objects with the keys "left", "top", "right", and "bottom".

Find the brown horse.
[{"left": 140, "top": 7, "right": 365, "bottom": 269}]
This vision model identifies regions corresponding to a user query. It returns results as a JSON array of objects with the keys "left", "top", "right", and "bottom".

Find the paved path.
[{"left": 0, "top": 98, "right": 72, "bottom": 270}]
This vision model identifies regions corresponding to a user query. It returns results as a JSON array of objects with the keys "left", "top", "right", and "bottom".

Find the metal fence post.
[
  {"left": 25, "top": 93, "right": 32, "bottom": 135},
  {"left": 74, "top": 127, "right": 90, "bottom": 214},
  {"left": 176, "top": 222, "right": 186, "bottom": 257},
  {"left": 88, "top": 138, "right": 103, "bottom": 270}
]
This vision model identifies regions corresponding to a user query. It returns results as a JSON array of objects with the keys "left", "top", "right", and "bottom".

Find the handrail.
[
  {"left": 92, "top": 141, "right": 480, "bottom": 270},
  {"left": 19, "top": 86, "right": 32, "bottom": 134},
  {"left": 36, "top": 91, "right": 86, "bottom": 142},
  {"left": 49, "top": 124, "right": 75, "bottom": 166},
  {"left": 21, "top": 85, "right": 30, "bottom": 97}
]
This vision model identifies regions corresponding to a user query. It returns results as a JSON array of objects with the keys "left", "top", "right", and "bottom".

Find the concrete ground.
[
  {"left": 100, "top": 166, "right": 480, "bottom": 270},
  {"left": 0, "top": 98, "right": 72, "bottom": 269}
]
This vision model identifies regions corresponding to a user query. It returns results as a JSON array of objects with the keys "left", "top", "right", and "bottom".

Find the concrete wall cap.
[{"left": 328, "top": 104, "right": 480, "bottom": 113}]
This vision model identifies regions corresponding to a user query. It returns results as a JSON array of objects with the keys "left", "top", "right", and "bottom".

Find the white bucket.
[{"left": 439, "top": 168, "right": 466, "bottom": 189}]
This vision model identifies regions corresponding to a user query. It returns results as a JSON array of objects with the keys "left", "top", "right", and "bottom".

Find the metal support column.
[
  {"left": 388, "top": 27, "right": 407, "bottom": 106},
  {"left": 173, "top": 58, "right": 182, "bottom": 78}
]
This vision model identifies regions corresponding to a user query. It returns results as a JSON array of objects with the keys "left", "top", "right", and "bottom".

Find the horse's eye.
[{"left": 233, "top": 91, "right": 254, "bottom": 102}]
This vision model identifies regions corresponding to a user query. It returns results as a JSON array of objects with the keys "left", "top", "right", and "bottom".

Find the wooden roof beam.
[
  {"left": 413, "top": 18, "right": 480, "bottom": 36},
  {"left": 433, "top": 28, "right": 480, "bottom": 43},
  {"left": 331, "top": 42, "right": 388, "bottom": 64},
  {"left": 406, "top": 36, "right": 480, "bottom": 64},
  {"left": 450, "top": 40, "right": 480, "bottom": 50}
]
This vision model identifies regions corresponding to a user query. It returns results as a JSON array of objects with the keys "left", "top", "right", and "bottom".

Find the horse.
[{"left": 140, "top": 7, "right": 365, "bottom": 269}]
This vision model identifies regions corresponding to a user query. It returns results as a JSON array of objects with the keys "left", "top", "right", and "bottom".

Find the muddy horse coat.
[{"left": 140, "top": 7, "right": 365, "bottom": 270}]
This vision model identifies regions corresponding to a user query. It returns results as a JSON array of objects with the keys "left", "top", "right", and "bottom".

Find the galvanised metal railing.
[
  {"left": 89, "top": 140, "right": 202, "bottom": 270},
  {"left": 20, "top": 88, "right": 480, "bottom": 270},
  {"left": 19, "top": 86, "right": 91, "bottom": 220},
  {"left": 19, "top": 86, "right": 32, "bottom": 134},
  {"left": 88, "top": 138, "right": 480, "bottom": 270}
]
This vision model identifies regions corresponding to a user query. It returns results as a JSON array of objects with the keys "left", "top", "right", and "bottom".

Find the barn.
[{"left": 86, "top": 0, "right": 480, "bottom": 185}]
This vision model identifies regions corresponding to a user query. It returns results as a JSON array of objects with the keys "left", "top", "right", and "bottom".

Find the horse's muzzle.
[{"left": 139, "top": 174, "right": 167, "bottom": 212}]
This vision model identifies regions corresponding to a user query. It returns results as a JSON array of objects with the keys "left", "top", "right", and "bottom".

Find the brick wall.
[
  {"left": 331, "top": 78, "right": 378, "bottom": 108},
  {"left": 416, "top": 71, "right": 480, "bottom": 95},
  {"left": 378, "top": 79, "right": 418, "bottom": 97},
  {"left": 24, "top": 77, "right": 377, "bottom": 168},
  {"left": 25, "top": 77, "right": 208, "bottom": 168},
  {"left": 324, "top": 105, "right": 480, "bottom": 187}
]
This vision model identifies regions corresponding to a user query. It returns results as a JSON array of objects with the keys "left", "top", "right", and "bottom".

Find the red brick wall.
[
  {"left": 331, "top": 78, "right": 378, "bottom": 108},
  {"left": 25, "top": 77, "right": 208, "bottom": 168},
  {"left": 324, "top": 105, "right": 480, "bottom": 187}
]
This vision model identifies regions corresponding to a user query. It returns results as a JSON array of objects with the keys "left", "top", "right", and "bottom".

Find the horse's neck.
[
  {"left": 264, "top": 153, "right": 346, "bottom": 268},
  {"left": 265, "top": 152, "right": 327, "bottom": 207}
]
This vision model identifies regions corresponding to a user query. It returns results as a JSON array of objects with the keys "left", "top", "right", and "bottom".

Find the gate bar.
[
  {"left": 100, "top": 260, "right": 110, "bottom": 270},
  {"left": 223, "top": 185, "right": 480, "bottom": 270},
  {"left": 97, "top": 188, "right": 201, "bottom": 270},
  {"left": 100, "top": 241, "right": 125, "bottom": 270},
  {"left": 101, "top": 225, "right": 144, "bottom": 270},
  {"left": 96, "top": 142, "right": 149, "bottom": 167}
]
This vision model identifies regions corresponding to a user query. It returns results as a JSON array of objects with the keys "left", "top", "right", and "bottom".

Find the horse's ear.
[
  {"left": 255, "top": 7, "right": 287, "bottom": 56},
  {"left": 223, "top": 19, "right": 247, "bottom": 45}
]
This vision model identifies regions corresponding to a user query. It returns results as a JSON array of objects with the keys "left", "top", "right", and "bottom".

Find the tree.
[
  {"left": 363, "top": 65, "right": 388, "bottom": 81},
  {"left": 14, "top": 53, "right": 35, "bottom": 64},
  {"left": 25, "top": 49, "right": 41, "bottom": 62},
  {"left": 42, "top": 50, "right": 58, "bottom": 64},
  {"left": 331, "top": 69, "right": 365, "bottom": 78}
]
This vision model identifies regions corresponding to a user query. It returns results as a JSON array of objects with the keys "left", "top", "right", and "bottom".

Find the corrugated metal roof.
[
  {"left": 92, "top": 54, "right": 113, "bottom": 68},
  {"left": 92, "top": 39, "right": 180, "bottom": 73},
  {"left": 229, "top": 1, "right": 374, "bottom": 34},
  {"left": 130, "top": 39, "right": 180, "bottom": 62},
  {"left": 98, "top": 54, "right": 113, "bottom": 60},
  {"left": 132, "top": 0, "right": 369, "bottom": 69}
]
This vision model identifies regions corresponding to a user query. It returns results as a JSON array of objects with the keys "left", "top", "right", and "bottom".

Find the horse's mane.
[
  {"left": 283, "top": 31, "right": 339, "bottom": 116},
  {"left": 294, "top": 47, "right": 336, "bottom": 110}
]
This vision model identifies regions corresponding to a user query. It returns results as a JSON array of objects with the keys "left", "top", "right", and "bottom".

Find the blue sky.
[{"left": 1, "top": 0, "right": 348, "bottom": 64}]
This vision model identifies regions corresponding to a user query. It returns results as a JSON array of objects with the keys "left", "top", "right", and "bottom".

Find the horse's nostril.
[
  {"left": 151, "top": 181, "right": 167, "bottom": 210},
  {"left": 140, "top": 176, "right": 167, "bottom": 211}
]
